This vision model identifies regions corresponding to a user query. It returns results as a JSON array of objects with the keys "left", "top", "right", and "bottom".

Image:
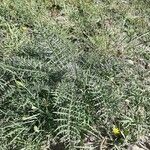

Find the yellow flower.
[{"left": 112, "top": 127, "right": 120, "bottom": 135}]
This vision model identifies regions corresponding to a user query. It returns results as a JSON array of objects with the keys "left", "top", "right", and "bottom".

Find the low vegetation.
[{"left": 0, "top": 0, "right": 150, "bottom": 149}]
